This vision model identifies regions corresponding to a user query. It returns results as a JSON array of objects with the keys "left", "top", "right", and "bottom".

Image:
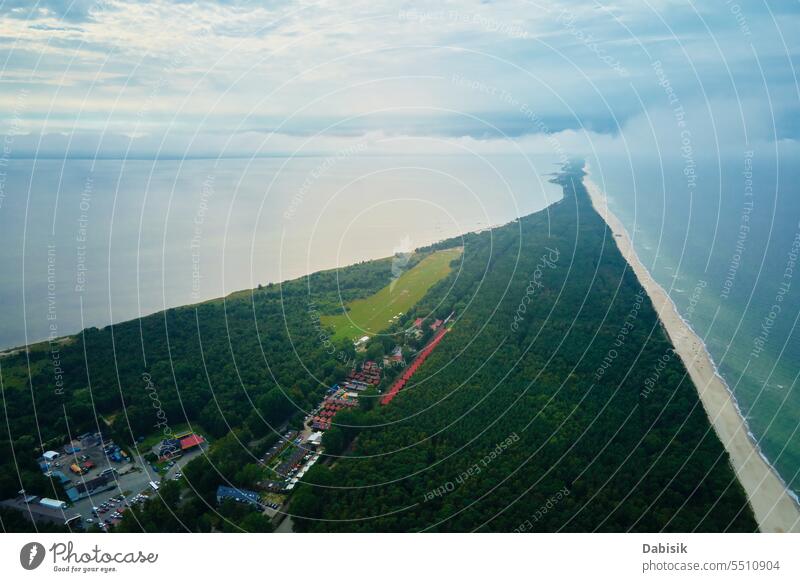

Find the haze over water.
[{"left": 0, "top": 154, "right": 561, "bottom": 351}]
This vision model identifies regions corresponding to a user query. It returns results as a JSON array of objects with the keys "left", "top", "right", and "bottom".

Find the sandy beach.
[{"left": 584, "top": 173, "right": 800, "bottom": 533}]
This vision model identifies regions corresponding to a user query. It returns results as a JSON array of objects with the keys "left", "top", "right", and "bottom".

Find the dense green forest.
[
  {"left": 0, "top": 253, "right": 416, "bottom": 531},
  {"left": 1, "top": 162, "right": 756, "bottom": 532},
  {"left": 288, "top": 162, "right": 757, "bottom": 532}
]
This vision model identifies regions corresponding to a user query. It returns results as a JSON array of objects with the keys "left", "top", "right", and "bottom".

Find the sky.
[{"left": 0, "top": 0, "right": 798, "bottom": 160}]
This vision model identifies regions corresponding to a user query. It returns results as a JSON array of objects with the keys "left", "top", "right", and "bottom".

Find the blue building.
[{"left": 216, "top": 485, "right": 261, "bottom": 507}]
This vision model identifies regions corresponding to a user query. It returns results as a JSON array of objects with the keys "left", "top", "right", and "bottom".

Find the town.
[{"left": 2, "top": 312, "right": 455, "bottom": 532}]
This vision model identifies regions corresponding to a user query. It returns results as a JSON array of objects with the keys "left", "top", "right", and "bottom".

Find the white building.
[
  {"left": 305, "top": 431, "right": 324, "bottom": 446},
  {"left": 39, "top": 497, "right": 66, "bottom": 509}
]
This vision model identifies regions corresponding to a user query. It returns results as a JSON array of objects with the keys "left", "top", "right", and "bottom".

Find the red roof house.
[{"left": 179, "top": 434, "right": 205, "bottom": 450}]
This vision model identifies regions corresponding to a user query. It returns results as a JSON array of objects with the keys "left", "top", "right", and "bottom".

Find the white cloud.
[{"left": 0, "top": 0, "right": 796, "bottom": 158}]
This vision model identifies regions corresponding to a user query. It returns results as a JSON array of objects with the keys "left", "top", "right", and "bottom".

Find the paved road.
[
  {"left": 275, "top": 515, "right": 294, "bottom": 533},
  {"left": 163, "top": 447, "right": 205, "bottom": 479}
]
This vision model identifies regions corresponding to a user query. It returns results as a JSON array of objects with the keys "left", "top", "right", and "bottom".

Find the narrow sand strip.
[{"left": 584, "top": 174, "right": 800, "bottom": 533}]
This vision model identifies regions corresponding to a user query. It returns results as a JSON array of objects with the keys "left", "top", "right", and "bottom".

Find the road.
[{"left": 275, "top": 514, "right": 294, "bottom": 533}]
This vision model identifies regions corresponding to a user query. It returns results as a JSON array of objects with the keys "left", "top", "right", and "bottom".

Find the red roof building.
[
  {"left": 179, "top": 434, "right": 205, "bottom": 450},
  {"left": 382, "top": 327, "right": 448, "bottom": 405}
]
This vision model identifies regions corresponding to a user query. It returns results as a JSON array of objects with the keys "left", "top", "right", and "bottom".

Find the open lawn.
[{"left": 321, "top": 247, "right": 462, "bottom": 342}]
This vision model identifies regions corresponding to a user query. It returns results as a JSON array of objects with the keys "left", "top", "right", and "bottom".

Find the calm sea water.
[
  {"left": 593, "top": 153, "right": 800, "bottom": 498},
  {"left": 0, "top": 154, "right": 561, "bottom": 351}
]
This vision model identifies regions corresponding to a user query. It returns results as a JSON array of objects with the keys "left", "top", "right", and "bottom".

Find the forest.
[
  {"left": 288, "top": 163, "right": 756, "bottom": 532},
  {"left": 0, "top": 252, "right": 409, "bottom": 531}
]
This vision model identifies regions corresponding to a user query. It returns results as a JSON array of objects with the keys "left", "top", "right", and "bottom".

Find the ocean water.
[
  {"left": 0, "top": 154, "right": 561, "bottom": 351},
  {"left": 593, "top": 153, "right": 800, "bottom": 498}
]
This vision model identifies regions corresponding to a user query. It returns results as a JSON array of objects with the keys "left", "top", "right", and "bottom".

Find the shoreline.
[{"left": 583, "top": 172, "right": 800, "bottom": 533}]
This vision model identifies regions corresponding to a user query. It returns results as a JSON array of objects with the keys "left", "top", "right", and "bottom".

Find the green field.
[{"left": 321, "top": 247, "right": 462, "bottom": 342}]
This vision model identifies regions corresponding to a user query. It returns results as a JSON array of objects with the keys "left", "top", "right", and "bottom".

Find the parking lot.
[
  {"left": 68, "top": 466, "right": 157, "bottom": 528},
  {"left": 47, "top": 434, "right": 132, "bottom": 485},
  {"left": 33, "top": 430, "right": 212, "bottom": 530}
]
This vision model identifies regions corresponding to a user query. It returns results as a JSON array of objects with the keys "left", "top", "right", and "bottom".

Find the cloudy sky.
[{"left": 1, "top": 0, "right": 798, "bottom": 158}]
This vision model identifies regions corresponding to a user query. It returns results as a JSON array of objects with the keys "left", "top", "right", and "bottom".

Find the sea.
[
  {"left": 592, "top": 152, "right": 800, "bottom": 500},
  {"left": 0, "top": 152, "right": 797, "bottom": 499},
  {"left": 0, "top": 154, "right": 562, "bottom": 351}
]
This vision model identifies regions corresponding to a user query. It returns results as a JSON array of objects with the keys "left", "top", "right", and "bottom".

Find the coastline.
[{"left": 583, "top": 172, "right": 800, "bottom": 533}]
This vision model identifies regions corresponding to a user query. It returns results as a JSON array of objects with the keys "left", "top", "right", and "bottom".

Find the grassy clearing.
[{"left": 321, "top": 247, "right": 462, "bottom": 342}]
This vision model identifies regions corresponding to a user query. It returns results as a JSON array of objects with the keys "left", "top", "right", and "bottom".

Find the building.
[
  {"left": 179, "top": 434, "right": 205, "bottom": 451},
  {"left": 72, "top": 474, "right": 115, "bottom": 499},
  {"left": 80, "top": 433, "right": 102, "bottom": 448},
  {"left": 343, "top": 361, "right": 381, "bottom": 391},
  {"left": 0, "top": 495, "right": 81, "bottom": 528},
  {"left": 39, "top": 497, "right": 66, "bottom": 509},
  {"left": 305, "top": 431, "right": 323, "bottom": 446},
  {"left": 216, "top": 485, "right": 261, "bottom": 507},
  {"left": 42, "top": 450, "right": 60, "bottom": 462},
  {"left": 406, "top": 321, "right": 424, "bottom": 339},
  {"left": 156, "top": 433, "right": 205, "bottom": 460},
  {"left": 156, "top": 438, "right": 181, "bottom": 460},
  {"left": 48, "top": 470, "right": 71, "bottom": 486}
]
